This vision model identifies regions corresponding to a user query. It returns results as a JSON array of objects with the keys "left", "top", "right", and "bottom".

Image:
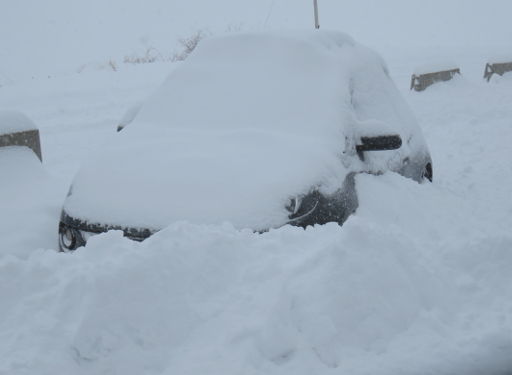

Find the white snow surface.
[
  {"left": 413, "top": 62, "right": 460, "bottom": 75},
  {"left": 0, "top": 110, "right": 38, "bottom": 135},
  {"left": 0, "top": 147, "right": 61, "bottom": 257},
  {"left": 117, "top": 102, "right": 142, "bottom": 130},
  {"left": 63, "top": 31, "right": 425, "bottom": 231},
  {"left": 2, "top": 171, "right": 512, "bottom": 374},
  {"left": 2, "top": 2, "right": 512, "bottom": 373},
  {"left": 486, "top": 55, "right": 512, "bottom": 64}
]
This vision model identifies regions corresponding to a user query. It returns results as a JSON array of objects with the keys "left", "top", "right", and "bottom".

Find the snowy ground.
[{"left": 2, "top": 1, "right": 512, "bottom": 374}]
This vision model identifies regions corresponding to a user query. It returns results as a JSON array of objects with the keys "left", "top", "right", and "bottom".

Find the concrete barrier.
[
  {"left": 410, "top": 68, "right": 460, "bottom": 92},
  {"left": 484, "top": 62, "right": 512, "bottom": 82},
  {"left": 0, "top": 111, "right": 42, "bottom": 161}
]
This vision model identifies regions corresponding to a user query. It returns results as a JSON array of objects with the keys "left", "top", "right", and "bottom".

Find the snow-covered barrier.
[
  {"left": 0, "top": 110, "right": 42, "bottom": 161},
  {"left": 484, "top": 61, "right": 512, "bottom": 82},
  {"left": 410, "top": 68, "right": 460, "bottom": 91},
  {"left": 0, "top": 111, "right": 59, "bottom": 257}
]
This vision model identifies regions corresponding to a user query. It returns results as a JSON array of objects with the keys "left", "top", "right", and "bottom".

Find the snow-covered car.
[{"left": 58, "top": 30, "right": 432, "bottom": 251}]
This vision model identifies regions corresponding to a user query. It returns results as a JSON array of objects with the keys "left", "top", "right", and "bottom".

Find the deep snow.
[
  {"left": 2, "top": 172, "right": 512, "bottom": 374},
  {"left": 2, "top": 1, "right": 512, "bottom": 374}
]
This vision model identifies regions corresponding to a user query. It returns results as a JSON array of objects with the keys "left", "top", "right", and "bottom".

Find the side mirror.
[{"left": 356, "top": 135, "right": 402, "bottom": 152}]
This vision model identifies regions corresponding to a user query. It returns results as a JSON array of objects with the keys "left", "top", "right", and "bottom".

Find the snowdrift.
[
  {"left": 2, "top": 173, "right": 512, "bottom": 374},
  {"left": 0, "top": 147, "right": 61, "bottom": 257}
]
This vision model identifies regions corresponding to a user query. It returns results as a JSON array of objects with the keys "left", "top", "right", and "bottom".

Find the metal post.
[{"left": 313, "top": 0, "right": 320, "bottom": 29}]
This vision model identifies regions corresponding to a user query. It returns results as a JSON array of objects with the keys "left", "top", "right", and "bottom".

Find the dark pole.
[{"left": 314, "top": 0, "right": 320, "bottom": 29}]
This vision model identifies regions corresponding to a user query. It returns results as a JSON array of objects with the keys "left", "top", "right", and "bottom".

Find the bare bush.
[
  {"left": 108, "top": 60, "right": 118, "bottom": 72},
  {"left": 122, "top": 31, "right": 205, "bottom": 65},
  {"left": 171, "top": 31, "right": 206, "bottom": 62},
  {"left": 123, "top": 47, "right": 165, "bottom": 64},
  {"left": 76, "top": 29, "right": 210, "bottom": 74}
]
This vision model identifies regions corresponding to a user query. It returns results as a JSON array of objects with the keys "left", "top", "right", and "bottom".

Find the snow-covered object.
[
  {"left": 0, "top": 147, "right": 60, "bottom": 257},
  {"left": 0, "top": 110, "right": 38, "bottom": 135},
  {"left": 63, "top": 30, "right": 429, "bottom": 231}
]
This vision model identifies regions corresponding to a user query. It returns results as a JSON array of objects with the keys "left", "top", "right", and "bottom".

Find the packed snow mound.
[
  {"left": 2, "top": 173, "right": 512, "bottom": 375},
  {"left": 0, "top": 147, "right": 61, "bottom": 257},
  {"left": 64, "top": 30, "right": 426, "bottom": 231}
]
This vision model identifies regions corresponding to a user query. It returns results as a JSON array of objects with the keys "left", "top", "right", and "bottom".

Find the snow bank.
[
  {"left": 0, "top": 147, "right": 61, "bottom": 256},
  {"left": 2, "top": 173, "right": 512, "bottom": 375}
]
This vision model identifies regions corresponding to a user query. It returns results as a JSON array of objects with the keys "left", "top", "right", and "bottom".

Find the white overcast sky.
[{"left": 1, "top": 0, "right": 511, "bottom": 80}]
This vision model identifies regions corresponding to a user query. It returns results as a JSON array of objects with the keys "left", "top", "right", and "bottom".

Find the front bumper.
[{"left": 58, "top": 210, "right": 155, "bottom": 251}]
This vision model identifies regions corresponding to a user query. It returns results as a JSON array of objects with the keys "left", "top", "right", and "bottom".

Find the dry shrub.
[
  {"left": 171, "top": 31, "right": 205, "bottom": 62},
  {"left": 123, "top": 47, "right": 164, "bottom": 64}
]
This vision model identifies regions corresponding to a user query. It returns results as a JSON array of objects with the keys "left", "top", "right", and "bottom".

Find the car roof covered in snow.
[{"left": 64, "top": 30, "right": 425, "bottom": 231}]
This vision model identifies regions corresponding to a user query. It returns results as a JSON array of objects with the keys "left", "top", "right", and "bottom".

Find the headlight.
[
  {"left": 286, "top": 190, "right": 320, "bottom": 222},
  {"left": 286, "top": 196, "right": 302, "bottom": 215}
]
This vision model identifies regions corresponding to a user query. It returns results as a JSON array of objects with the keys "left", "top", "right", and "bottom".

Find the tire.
[{"left": 423, "top": 163, "right": 433, "bottom": 182}]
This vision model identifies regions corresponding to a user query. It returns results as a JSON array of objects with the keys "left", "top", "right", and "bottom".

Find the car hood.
[{"left": 63, "top": 30, "right": 428, "bottom": 231}]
